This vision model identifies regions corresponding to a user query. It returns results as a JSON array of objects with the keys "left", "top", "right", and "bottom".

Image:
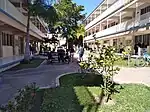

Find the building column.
[
  {"left": 100, "top": 23, "right": 102, "bottom": 31},
  {"left": 109, "top": 39, "right": 113, "bottom": 46},
  {"left": 0, "top": 32, "right": 3, "bottom": 57},
  {"left": 131, "top": 36, "right": 135, "bottom": 54},
  {"left": 12, "top": 35, "right": 16, "bottom": 56},
  {"left": 95, "top": 27, "right": 97, "bottom": 33},
  {"left": 107, "top": 20, "right": 109, "bottom": 28},
  {"left": 120, "top": 12, "right": 122, "bottom": 25},
  {"left": 100, "top": 7, "right": 102, "bottom": 15},
  {"left": 107, "top": 0, "right": 109, "bottom": 9}
]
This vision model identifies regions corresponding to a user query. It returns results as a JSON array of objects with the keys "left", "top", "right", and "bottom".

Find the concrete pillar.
[
  {"left": 131, "top": 36, "right": 135, "bottom": 54},
  {"left": 100, "top": 23, "right": 102, "bottom": 31},
  {"left": 100, "top": 7, "right": 102, "bottom": 15},
  {"left": 109, "top": 39, "right": 113, "bottom": 46},
  {"left": 0, "top": 31, "right": 3, "bottom": 57},
  {"left": 107, "top": 20, "right": 109, "bottom": 28},
  {"left": 107, "top": 0, "right": 108, "bottom": 9},
  {"left": 120, "top": 12, "right": 122, "bottom": 25},
  {"left": 14, "top": 35, "right": 19, "bottom": 56}
]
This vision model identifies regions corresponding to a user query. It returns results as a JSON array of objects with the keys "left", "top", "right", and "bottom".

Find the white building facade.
[
  {"left": 84, "top": 0, "right": 150, "bottom": 53},
  {"left": 0, "top": 0, "right": 48, "bottom": 58}
]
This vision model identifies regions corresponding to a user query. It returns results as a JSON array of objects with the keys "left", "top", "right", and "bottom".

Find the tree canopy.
[{"left": 51, "top": 0, "right": 85, "bottom": 48}]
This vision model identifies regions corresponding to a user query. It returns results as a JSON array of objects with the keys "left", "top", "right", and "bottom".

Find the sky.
[{"left": 73, "top": 0, "right": 102, "bottom": 17}]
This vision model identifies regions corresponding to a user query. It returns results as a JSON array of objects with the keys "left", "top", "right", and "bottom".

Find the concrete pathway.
[
  {"left": 0, "top": 60, "right": 79, "bottom": 105},
  {"left": 75, "top": 51, "right": 150, "bottom": 86},
  {"left": 113, "top": 67, "right": 150, "bottom": 86},
  {"left": 1, "top": 53, "right": 150, "bottom": 105}
]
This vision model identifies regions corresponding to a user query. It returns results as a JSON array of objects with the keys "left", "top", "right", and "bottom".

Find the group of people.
[
  {"left": 47, "top": 45, "right": 85, "bottom": 63},
  {"left": 118, "top": 42, "right": 148, "bottom": 56},
  {"left": 134, "top": 43, "right": 147, "bottom": 55},
  {"left": 47, "top": 47, "right": 70, "bottom": 63}
]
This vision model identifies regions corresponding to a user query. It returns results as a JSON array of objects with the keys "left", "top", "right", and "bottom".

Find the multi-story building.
[
  {"left": 0, "top": 0, "right": 48, "bottom": 71},
  {"left": 84, "top": 0, "right": 150, "bottom": 53}
]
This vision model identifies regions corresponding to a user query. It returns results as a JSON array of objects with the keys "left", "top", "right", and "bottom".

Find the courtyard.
[{"left": 1, "top": 0, "right": 150, "bottom": 111}]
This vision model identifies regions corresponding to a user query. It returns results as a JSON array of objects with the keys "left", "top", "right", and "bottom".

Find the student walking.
[{"left": 78, "top": 45, "right": 84, "bottom": 62}]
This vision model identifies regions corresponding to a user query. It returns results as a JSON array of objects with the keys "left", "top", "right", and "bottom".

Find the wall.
[
  {"left": 2, "top": 46, "right": 13, "bottom": 57},
  {"left": 14, "top": 35, "right": 19, "bottom": 55},
  {"left": 0, "top": 0, "right": 45, "bottom": 40}
]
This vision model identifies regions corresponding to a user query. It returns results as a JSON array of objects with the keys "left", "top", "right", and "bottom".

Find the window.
[
  {"left": 141, "top": 5, "right": 150, "bottom": 15},
  {"left": 7, "top": 34, "right": 9, "bottom": 45},
  {"left": 2, "top": 32, "right": 13, "bottom": 46},
  {"left": 10, "top": 35, "right": 13, "bottom": 46}
]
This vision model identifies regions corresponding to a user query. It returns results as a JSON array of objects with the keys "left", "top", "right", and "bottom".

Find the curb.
[
  {"left": 55, "top": 72, "right": 78, "bottom": 86},
  {"left": 39, "top": 72, "right": 78, "bottom": 90},
  {"left": 37, "top": 59, "right": 46, "bottom": 68}
]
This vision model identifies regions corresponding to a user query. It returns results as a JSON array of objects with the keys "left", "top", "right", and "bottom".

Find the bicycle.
[{"left": 135, "top": 53, "right": 150, "bottom": 67}]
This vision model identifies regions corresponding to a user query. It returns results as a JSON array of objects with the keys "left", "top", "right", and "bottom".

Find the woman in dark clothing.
[{"left": 134, "top": 44, "right": 138, "bottom": 55}]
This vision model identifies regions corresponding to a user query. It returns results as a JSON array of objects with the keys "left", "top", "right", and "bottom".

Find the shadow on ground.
[{"left": 32, "top": 73, "right": 105, "bottom": 112}]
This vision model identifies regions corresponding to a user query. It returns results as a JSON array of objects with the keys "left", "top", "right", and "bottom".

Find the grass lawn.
[
  {"left": 38, "top": 73, "right": 150, "bottom": 112},
  {"left": 114, "top": 58, "right": 146, "bottom": 67},
  {"left": 8, "top": 59, "right": 44, "bottom": 71}
]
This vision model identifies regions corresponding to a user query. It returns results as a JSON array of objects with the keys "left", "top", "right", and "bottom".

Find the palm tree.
[
  {"left": 24, "top": 0, "right": 57, "bottom": 62},
  {"left": 24, "top": 0, "right": 31, "bottom": 62}
]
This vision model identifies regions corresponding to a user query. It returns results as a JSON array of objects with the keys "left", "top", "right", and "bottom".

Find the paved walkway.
[
  {"left": 0, "top": 60, "right": 79, "bottom": 105},
  {"left": 1, "top": 53, "right": 150, "bottom": 105},
  {"left": 113, "top": 67, "right": 150, "bottom": 86},
  {"left": 75, "top": 51, "right": 150, "bottom": 86}
]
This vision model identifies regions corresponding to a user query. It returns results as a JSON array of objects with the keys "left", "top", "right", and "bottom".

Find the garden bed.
[
  {"left": 7, "top": 58, "right": 44, "bottom": 71},
  {"left": 36, "top": 73, "right": 150, "bottom": 112}
]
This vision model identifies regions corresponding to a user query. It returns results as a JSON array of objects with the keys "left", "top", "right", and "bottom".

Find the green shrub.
[{"left": 0, "top": 83, "right": 39, "bottom": 112}]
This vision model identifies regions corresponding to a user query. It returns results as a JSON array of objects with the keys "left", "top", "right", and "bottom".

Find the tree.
[
  {"left": 24, "top": 0, "right": 44, "bottom": 61},
  {"left": 24, "top": 0, "right": 57, "bottom": 62},
  {"left": 79, "top": 42, "right": 120, "bottom": 103},
  {"left": 53, "top": 0, "right": 85, "bottom": 49},
  {"left": 74, "top": 24, "right": 85, "bottom": 47}
]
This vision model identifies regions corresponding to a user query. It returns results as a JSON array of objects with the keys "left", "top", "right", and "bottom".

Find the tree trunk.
[{"left": 24, "top": 6, "right": 31, "bottom": 62}]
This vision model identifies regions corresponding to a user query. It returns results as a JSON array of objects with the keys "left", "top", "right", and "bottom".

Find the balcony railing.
[
  {"left": 0, "top": 0, "right": 46, "bottom": 38},
  {"left": 85, "top": 0, "right": 135, "bottom": 30},
  {"left": 85, "top": 17, "right": 150, "bottom": 41}
]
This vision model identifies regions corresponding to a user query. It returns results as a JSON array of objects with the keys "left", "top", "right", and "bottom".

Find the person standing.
[
  {"left": 134, "top": 44, "right": 138, "bottom": 55},
  {"left": 70, "top": 47, "right": 75, "bottom": 62},
  {"left": 78, "top": 45, "right": 84, "bottom": 62},
  {"left": 119, "top": 43, "right": 124, "bottom": 53}
]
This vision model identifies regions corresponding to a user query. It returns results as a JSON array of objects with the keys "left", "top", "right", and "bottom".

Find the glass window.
[
  {"left": 2, "top": 32, "right": 7, "bottom": 46},
  {"left": 7, "top": 34, "right": 9, "bottom": 46},
  {"left": 10, "top": 35, "right": 13, "bottom": 46},
  {"left": 141, "top": 5, "right": 150, "bottom": 15}
]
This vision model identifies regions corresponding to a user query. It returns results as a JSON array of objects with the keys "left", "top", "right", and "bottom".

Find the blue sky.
[{"left": 73, "top": 0, "right": 102, "bottom": 17}]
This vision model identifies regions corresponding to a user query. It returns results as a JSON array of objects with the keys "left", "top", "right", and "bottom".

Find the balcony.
[
  {"left": 0, "top": 0, "right": 46, "bottom": 39},
  {"left": 85, "top": 17, "right": 150, "bottom": 41},
  {"left": 85, "top": 0, "right": 135, "bottom": 30}
]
